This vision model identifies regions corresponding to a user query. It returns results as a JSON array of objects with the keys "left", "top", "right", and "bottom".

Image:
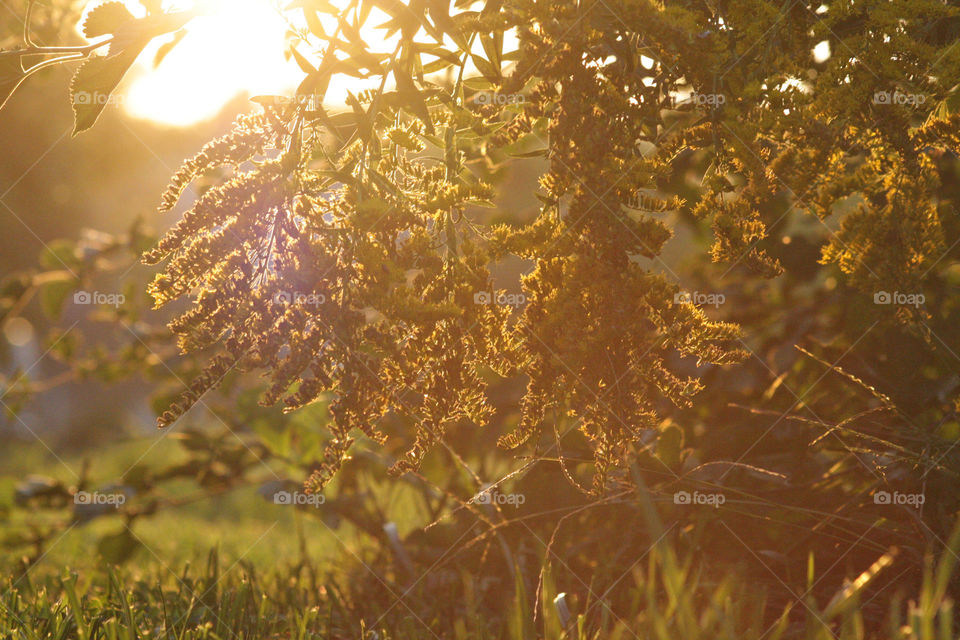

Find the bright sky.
[
  {"left": 125, "top": 0, "right": 305, "bottom": 126},
  {"left": 78, "top": 0, "right": 512, "bottom": 127},
  {"left": 77, "top": 0, "right": 304, "bottom": 126}
]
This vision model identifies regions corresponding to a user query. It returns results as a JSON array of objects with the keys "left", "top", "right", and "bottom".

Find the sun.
[
  {"left": 80, "top": 0, "right": 307, "bottom": 127},
  {"left": 78, "top": 0, "right": 512, "bottom": 127}
]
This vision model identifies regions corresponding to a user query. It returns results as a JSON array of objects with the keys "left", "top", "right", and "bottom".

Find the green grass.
[
  {"left": 2, "top": 439, "right": 959, "bottom": 639},
  {"left": 0, "top": 532, "right": 957, "bottom": 639}
]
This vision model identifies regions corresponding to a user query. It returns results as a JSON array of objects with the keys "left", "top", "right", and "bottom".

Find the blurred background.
[
  {"left": 0, "top": 0, "right": 331, "bottom": 566},
  {"left": 0, "top": 0, "right": 552, "bottom": 572}
]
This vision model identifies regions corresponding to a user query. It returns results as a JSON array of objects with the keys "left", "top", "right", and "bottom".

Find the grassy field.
[
  {"left": 2, "top": 438, "right": 959, "bottom": 639},
  {"left": 2, "top": 525, "right": 958, "bottom": 639}
]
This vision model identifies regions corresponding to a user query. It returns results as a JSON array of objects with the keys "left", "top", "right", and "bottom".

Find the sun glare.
[
  {"left": 127, "top": 0, "right": 303, "bottom": 126},
  {"left": 80, "top": 0, "right": 305, "bottom": 126},
  {"left": 78, "top": 0, "right": 514, "bottom": 127}
]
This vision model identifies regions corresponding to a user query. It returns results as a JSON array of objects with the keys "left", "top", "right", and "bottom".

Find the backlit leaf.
[
  {"left": 70, "top": 49, "right": 143, "bottom": 135},
  {"left": 82, "top": 1, "right": 137, "bottom": 39}
]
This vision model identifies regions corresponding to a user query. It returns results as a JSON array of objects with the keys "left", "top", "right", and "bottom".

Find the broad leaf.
[
  {"left": 393, "top": 65, "right": 435, "bottom": 134},
  {"left": 290, "top": 47, "right": 317, "bottom": 75},
  {"left": 470, "top": 53, "right": 501, "bottom": 82},
  {"left": 82, "top": 2, "right": 137, "bottom": 39},
  {"left": 73, "top": 8, "right": 199, "bottom": 134},
  {"left": 70, "top": 49, "right": 142, "bottom": 135},
  {"left": 39, "top": 280, "right": 77, "bottom": 320},
  {"left": 655, "top": 423, "right": 685, "bottom": 468}
]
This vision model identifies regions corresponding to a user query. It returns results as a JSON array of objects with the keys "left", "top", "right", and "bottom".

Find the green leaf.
[
  {"left": 61, "top": 573, "right": 90, "bottom": 640},
  {"left": 301, "top": 8, "right": 328, "bottom": 39},
  {"left": 393, "top": 65, "right": 435, "bottom": 134},
  {"left": 480, "top": 33, "right": 502, "bottom": 70},
  {"left": 72, "top": 8, "right": 199, "bottom": 134},
  {"left": 290, "top": 46, "right": 317, "bottom": 75},
  {"left": 39, "top": 238, "right": 81, "bottom": 271},
  {"left": 39, "top": 279, "right": 77, "bottom": 320},
  {"left": 171, "top": 428, "right": 213, "bottom": 452},
  {"left": 655, "top": 423, "right": 684, "bottom": 468},
  {"left": 97, "top": 529, "right": 141, "bottom": 565},
  {"left": 48, "top": 329, "right": 77, "bottom": 360},
  {"left": 463, "top": 77, "right": 494, "bottom": 91},
  {"left": 416, "top": 43, "right": 461, "bottom": 65},
  {"left": 427, "top": 0, "right": 457, "bottom": 37},
  {"left": 470, "top": 53, "right": 501, "bottom": 82},
  {"left": 926, "top": 84, "right": 960, "bottom": 125},
  {"left": 0, "top": 478, "right": 16, "bottom": 511},
  {"left": 70, "top": 49, "right": 142, "bottom": 135}
]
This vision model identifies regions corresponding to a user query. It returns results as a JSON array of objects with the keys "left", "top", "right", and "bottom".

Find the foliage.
[
  {"left": 118, "top": 0, "right": 750, "bottom": 495},
  {"left": 5, "top": 0, "right": 960, "bottom": 636}
]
